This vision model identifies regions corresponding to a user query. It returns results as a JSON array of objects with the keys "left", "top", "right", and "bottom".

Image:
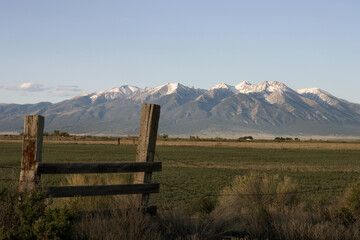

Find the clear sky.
[{"left": 1, "top": 0, "right": 359, "bottom": 104}]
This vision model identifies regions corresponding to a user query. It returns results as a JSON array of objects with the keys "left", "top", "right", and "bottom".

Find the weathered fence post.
[
  {"left": 19, "top": 115, "right": 44, "bottom": 193},
  {"left": 134, "top": 104, "right": 160, "bottom": 206}
]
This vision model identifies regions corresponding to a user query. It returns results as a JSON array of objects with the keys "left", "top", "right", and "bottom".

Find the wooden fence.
[{"left": 18, "top": 103, "right": 161, "bottom": 212}]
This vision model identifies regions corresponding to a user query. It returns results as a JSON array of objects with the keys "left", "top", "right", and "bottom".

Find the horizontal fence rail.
[
  {"left": 43, "top": 183, "right": 160, "bottom": 198},
  {"left": 37, "top": 162, "right": 162, "bottom": 174}
]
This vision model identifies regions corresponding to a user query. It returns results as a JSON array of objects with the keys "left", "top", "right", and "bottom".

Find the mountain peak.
[
  {"left": 296, "top": 88, "right": 330, "bottom": 95},
  {"left": 296, "top": 88, "right": 338, "bottom": 106},
  {"left": 209, "top": 83, "right": 238, "bottom": 93},
  {"left": 89, "top": 85, "right": 140, "bottom": 102},
  {"left": 235, "top": 81, "right": 289, "bottom": 94},
  {"left": 150, "top": 82, "right": 184, "bottom": 95}
]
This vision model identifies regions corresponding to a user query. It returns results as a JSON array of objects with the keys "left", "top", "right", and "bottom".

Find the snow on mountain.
[
  {"left": 148, "top": 83, "right": 183, "bottom": 96},
  {"left": 90, "top": 85, "right": 140, "bottom": 102},
  {"left": 86, "top": 83, "right": 207, "bottom": 105},
  {"left": 296, "top": 88, "right": 339, "bottom": 106},
  {"left": 234, "top": 81, "right": 252, "bottom": 92},
  {"left": 235, "top": 81, "right": 290, "bottom": 94},
  {"left": 151, "top": 83, "right": 205, "bottom": 95},
  {"left": 84, "top": 82, "right": 345, "bottom": 109},
  {"left": 209, "top": 83, "right": 238, "bottom": 93}
]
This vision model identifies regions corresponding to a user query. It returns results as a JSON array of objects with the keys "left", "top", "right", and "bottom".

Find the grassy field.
[{"left": 1, "top": 142, "right": 360, "bottom": 209}]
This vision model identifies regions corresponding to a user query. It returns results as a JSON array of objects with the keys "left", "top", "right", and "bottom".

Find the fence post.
[
  {"left": 134, "top": 104, "right": 160, "bottom": 206},
  {"left": 19, "top": 115, "right": 45, "bottom": 193}
]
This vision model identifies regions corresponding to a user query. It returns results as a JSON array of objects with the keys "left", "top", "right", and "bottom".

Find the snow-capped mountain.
[
  {"left": 90, "top": 85, "right": 140, "bottom": 102},
  {"left": 296, "top": 88, "right": 340, "bottom": 106},
  {"left": 210, "top": 83, "right": 238, "bottom": 93},
  {"left": 1, "top": 81, "right": 360, "bottom": 138}
]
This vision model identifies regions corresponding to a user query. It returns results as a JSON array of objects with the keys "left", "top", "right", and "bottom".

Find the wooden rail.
[
  {"left": 44, "top": 183, "right": 160, "bottom": 198},
  {"left": 37, "top": 162, "right": 162, "bottom": 174}
]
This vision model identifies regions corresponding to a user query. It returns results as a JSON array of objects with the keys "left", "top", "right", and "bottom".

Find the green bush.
[
  {"left": 190, "top": 197, "right": 217, "bottom": 216},
  {"left": 0, "top": 190, "right": 75, "bottom": 240},
  {"left": 0, "top": 189, "right": 20, "bottom": 240}
]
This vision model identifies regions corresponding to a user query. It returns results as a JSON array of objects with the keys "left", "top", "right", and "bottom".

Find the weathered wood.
[
  {"left": 37, "top": 162, "right": 162, "bottom": 174},
  {"left": 134, "top": 104, "right": 161, "bottom": 206},
  {"left": 43, "top": 183, "right": 159, "bottom": 198},
  {"left": 19, "top": 115, "right": 44, "bottom": 193}
]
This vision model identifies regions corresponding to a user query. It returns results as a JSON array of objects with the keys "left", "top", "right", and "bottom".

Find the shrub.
[
  {"left": 214, "top": 174, "right": 360, "bottom": 240},
  {"left": 0, "top": 189, "right": 75, "bottom": 240},
  {"left": 217, "top": 173, "right": 298, "bottom": 214},
  {"left": 190, "top": 197, "right": 217, "bottom": 216},
  {"left": 0, "top": 188, "right": 20, "bottom": 239}
]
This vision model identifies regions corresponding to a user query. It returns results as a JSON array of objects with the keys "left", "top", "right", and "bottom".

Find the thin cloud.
[
  {"left": 7, "top": 82, "right": 48, "bottom": 92},
  {"left": 52, "top": 85, "right": 83, "bottom": 97},
  {"left": 55, "top": 85, "right": 82, "bottom": 92}
]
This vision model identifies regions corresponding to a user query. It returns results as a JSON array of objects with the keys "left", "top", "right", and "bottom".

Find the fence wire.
[{"left": 0, "top": 166, "right": 20, "bottom": 169}]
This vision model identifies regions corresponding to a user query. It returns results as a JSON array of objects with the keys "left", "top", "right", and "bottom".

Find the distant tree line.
[
  {"left": 274, "top": 137, "right": 300, "bottom": 141},
  {"left": 43, "top": 130, "right": 70, "bottom": 137},
  {"left": 158, "top": 134, "right": 169, "bottom": 139},
  {"left": 238, "top": 136, "right": 254, "bottom": 141}
]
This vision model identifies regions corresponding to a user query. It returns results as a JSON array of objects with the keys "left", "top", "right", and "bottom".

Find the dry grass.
[
  {"left": 50, "top": 173, "right": 133, "bottom": 211},
  {"left": 217, "top": 173, "right": 298, "bottom": 215},
  {"left": 69, "top": 173, "right": 360, "bottom": 239},
  {"left": 73, "top": 207, "right": 162, "bottom": 240},
  {"left": 211, "top": 173, "right": 360, "bottom": 240},
  {"left": 230, "top": 204, "right": 360, "bottom": 240},
  {"left": 64, "top": 174, "right": 234, "bottom": 239}
]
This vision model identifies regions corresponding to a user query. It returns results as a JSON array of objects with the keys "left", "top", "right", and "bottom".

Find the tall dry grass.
[
  {"left": 73, "top": 207, "right": 162, "bottom": 240},
  {"left": 50, "top": 173, "right": 133, "bottom": 211},
  {"left": 212, "top": 173, "right": 360, "bottom": 239},
  {"left": 217, "top": 173, "right": 298, "bottom": 213},
  {"left": 66, "top": 173, "right": 360, "bottom": 239}
]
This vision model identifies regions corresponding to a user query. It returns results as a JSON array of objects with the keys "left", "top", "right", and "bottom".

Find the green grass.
[{"left": 1, "top": 142, "right": 360, "bottom": 209}]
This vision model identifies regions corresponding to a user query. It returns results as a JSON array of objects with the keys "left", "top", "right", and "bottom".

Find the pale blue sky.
[{"left": 0, "top": 0, "right": 359, "bottom": 104}]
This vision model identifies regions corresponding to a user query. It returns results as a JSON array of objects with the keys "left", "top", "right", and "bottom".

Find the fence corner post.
[
  {"left": 19, "top": 115, "right": 45, "bottom": 194},
  {"left": 133, "top": 104, "right": 160, "bottom": 207}
]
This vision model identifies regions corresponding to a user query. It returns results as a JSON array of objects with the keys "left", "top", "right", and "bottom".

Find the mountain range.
[{"left": 1, "top": 81, "right": 360, "bottom": 138}]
